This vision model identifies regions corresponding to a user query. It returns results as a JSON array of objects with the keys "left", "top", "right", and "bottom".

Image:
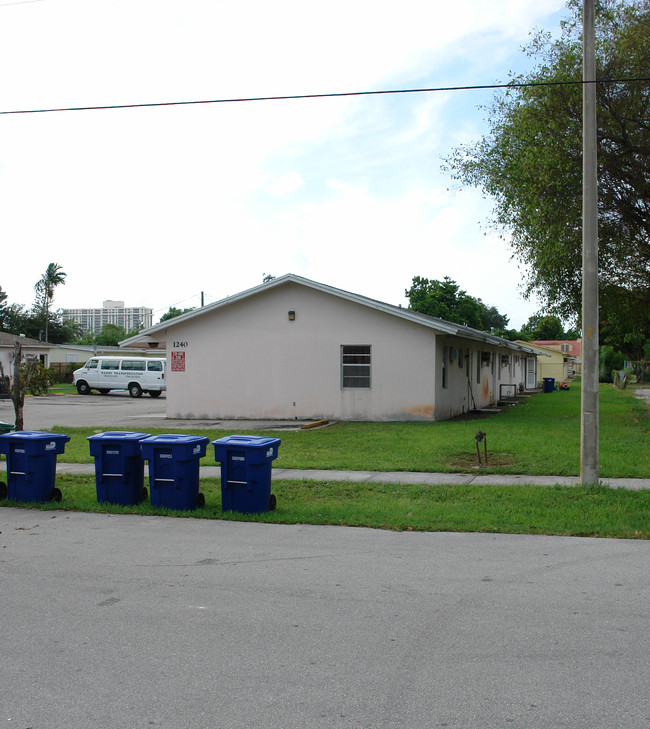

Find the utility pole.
[{"left": 581, "top": 0, "right": 599, "bottom": 484}]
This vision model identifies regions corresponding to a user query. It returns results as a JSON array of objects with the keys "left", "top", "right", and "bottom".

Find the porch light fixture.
[{"left": 288, "top": 311, "right": 296, "bottom": 321}]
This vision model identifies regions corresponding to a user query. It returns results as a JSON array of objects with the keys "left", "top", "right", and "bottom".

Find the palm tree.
[{"left": 34, "top": 262, "right": 66, "bottom": 342}]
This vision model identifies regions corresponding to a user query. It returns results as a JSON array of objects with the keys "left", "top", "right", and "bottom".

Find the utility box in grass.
[
  {"left": 140, "top": 434, "right": 209, "bottom": 511},
  {"left": 212, "top": 435, "right": 281, "bottom": 514},
  {"left": 0, "top": 430, "right": 70, "bottom": 503},
  {"left": 87, "top": 431, "right": 151, "bottom": 506}
]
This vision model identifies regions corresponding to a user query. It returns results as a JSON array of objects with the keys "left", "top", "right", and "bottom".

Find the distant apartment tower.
[{"left": 62, "top": 300, "right": 153, "bottom": 336}]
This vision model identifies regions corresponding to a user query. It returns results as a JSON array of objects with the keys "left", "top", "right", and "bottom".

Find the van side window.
[
  {"left": 86, "top": 359, "right": 98, "bottom": 369},
  {"left": 147, "top": 361, "right": 163, "bottom": 372},
  {"left": 101, "top": 360, "right": 120, "bottom": 370},
  {"left": 122, "top": 360, "right": 146, "bottom": 371}
]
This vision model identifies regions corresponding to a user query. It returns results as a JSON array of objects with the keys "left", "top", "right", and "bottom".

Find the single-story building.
[
  {"left": 0, "top": 332, "right": 53, "bottom": 396},
  {"left": 520, "top": 341, "right": 576, "bottom": 385},
  {"left": 121, "top": 275, "right": 542, "bottom": 422},
  {"left": 531, "top": 339, "right": 581, "bottom": 376}
]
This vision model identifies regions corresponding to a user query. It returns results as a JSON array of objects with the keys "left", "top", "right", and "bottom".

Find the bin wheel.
[
  {"left": 0, "top": 482, "right": 7, "bottom": 500},
  {"left": 140, "top": 487, "right": 148, "bottom": 504},
  {"left": 269, "top": 493, "right": 277, "bottom": 511},
  {"left": 49, "top": 488, "right": 62, "bottom": 503},
  {"left": 197, "top": 492, "right": 206, "bottom": 509}
]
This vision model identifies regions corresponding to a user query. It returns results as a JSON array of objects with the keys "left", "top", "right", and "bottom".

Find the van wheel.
[
  {"left": 76, "top": 381, "right": 91, "bottom": 395},
  {"left": 149, "top": 390, "right": 162, "bottom": 398},
  {"left": 128, "top": 383, "right": 143, "bottom": 398}
]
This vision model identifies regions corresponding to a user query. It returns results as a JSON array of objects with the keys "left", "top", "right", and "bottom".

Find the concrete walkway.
[{"left": 19, "top": 461, "right": 650, "bottom": 490}]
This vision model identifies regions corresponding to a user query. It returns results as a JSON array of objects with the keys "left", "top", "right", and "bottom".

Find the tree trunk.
[{"left": 12, "top": 341, "right": 25, "bottom": 431}]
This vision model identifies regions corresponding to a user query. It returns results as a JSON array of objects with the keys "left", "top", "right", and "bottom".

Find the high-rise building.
[{"left": 62, "top": 300, "right": 152, "bottom": 336}]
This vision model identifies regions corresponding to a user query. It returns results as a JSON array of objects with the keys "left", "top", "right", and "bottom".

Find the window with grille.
[{"left": 341, "top": 345, "right": 371, "bottom": 389}]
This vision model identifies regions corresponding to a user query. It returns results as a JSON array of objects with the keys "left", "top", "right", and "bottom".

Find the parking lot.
[{"left": 0, "top": 391, "right": 301, "bottom": 431}]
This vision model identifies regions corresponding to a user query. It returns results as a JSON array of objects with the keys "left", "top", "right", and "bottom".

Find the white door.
[{"left": 526, "top": 357, "right": 537, "bottom": 389}]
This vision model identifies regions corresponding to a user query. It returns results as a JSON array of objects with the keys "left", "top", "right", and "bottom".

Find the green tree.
[
  {"left": 0, "top": 286, "right": 27, "bottom": 333},
  {"left": 33, "top": 262, "right": 67, "bottom": 342},
  {"left": 406, "top": 276, "right": 484, "bottom": 329},
  {"left": 444, "top": 0, "right": 650, "bottom": 343},
  {"left": 158, "top": 306, "right": 196, "bottom": 324},
  {"left": 521, "top": 314, "right": 566, "bottom": 340},
  {"left": 476, "top": 300, "right": 510, "bottom": 332},
  {"left": 95, "top": 324, "right": 126, "bottom": 346}
]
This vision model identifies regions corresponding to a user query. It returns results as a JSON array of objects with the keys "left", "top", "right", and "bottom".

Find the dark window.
[
  {"left": 122, "top": 360, "right": 146, "bottom": 371},
  {"left": 442, "top": 347, "right": 448, "bottom": 389},
  {"left": 341, "top": 345, "right": 371, "bottom": 389},
  {"left": 101, "top": 360, "right": 120, "bottom": 370},
  {"left": 147, "top": 360, "right": 163, "bottom": 372},
  {"left": 87, "top": 359, "right": 98, "bottom": 370}
]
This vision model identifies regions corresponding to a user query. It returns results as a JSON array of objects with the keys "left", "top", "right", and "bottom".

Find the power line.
[{"left": 1, "top": 77, "right": 648, "bottom": 116}]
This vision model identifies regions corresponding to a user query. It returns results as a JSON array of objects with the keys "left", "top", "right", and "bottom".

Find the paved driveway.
[
  {"left": 0, "top": 392, "right": 300, "bottom": 431},
  {"left": 1, "top": 508, "right": 648, "bottom": 729}
]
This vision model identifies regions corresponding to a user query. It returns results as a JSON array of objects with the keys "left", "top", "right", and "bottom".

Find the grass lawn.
[
  {"left": 6, "top": 475, "right": 649, "bottom": 539},
  {"left": 2, "top": 382, "right": 649, "bottom": 538},
  {"left": 50, "top": 383, "right": 650, "bottom": 479}
]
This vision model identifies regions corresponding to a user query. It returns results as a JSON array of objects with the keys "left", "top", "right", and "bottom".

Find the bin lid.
[
  {"left": 0, "top": 430, "right": 70, "bottom": 441},
  {"left": 212, "top": 435, "right": 281, "bottom": 448},
  {"left": 87, "top": 431, "right": 151, "bottom": 442},
  {"left": 140, "top": 434, "right": 210, "bottom": 445}
]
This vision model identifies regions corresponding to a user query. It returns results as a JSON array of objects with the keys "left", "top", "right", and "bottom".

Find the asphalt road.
[
  {"left": 1, "top": 392, "right": 649, "bottom": 728},
  {"left": 1, "top": 508, "right": 649, "bottom": 729}
]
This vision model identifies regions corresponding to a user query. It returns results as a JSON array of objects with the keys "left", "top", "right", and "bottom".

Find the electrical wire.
[{"left": 1, "top": 77, "right": 648, "bottom": 116}]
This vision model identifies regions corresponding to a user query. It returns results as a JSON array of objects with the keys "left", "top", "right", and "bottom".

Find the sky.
[{"left": 1, "top": 0, "right": 568, "bottom": 329}]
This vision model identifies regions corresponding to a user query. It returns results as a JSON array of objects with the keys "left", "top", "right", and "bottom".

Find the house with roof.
[
  {"left": 531, "top": 339, "right": 581, "bottom": 376},
  {"left": 0, "top": 333, "right": 53, "bottom": 396},
  {"left": 120, "top": 275, "right": 541, "bottom": 422},
  {"left": 521, "top": 341, "right": 576, "bottom": 385}
]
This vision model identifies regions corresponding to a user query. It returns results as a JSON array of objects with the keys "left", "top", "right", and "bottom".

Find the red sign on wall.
[{"left": 171, "top": 351, "right": 185, "bottom": 372}]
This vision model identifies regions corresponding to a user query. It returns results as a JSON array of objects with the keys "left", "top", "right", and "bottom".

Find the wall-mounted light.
[{"left": 288, "top": 311, "right": 296, "bottom": 321}]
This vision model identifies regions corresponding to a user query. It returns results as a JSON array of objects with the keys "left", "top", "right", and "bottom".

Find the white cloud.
[{"left": 1, "top": 0, "right": 566, "bottom": 329}]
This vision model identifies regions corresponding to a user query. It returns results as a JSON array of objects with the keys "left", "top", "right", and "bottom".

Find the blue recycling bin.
[
  {"left": 87, "top": 431, "right": 151, "bottom": 505},
  {"left": 140, "top": 434, "right": 209, "bottom": 511},
  {"left": 543, "top": 377, "right": 556, "bottom": 393},
  {"left": 0, "top": 430, "right": 70, "bottom": 503},
  {"left": 212, "top": 435, "right": 281, "bottom": 514}
]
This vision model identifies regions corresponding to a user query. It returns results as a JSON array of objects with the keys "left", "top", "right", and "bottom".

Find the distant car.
[{"left": 72, "top": 356, "right": 166, "bottom": 398}]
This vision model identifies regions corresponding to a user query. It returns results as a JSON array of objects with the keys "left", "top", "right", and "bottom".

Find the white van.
[{"left": 73, "top": 356, "right": 166, "bottom": 398}]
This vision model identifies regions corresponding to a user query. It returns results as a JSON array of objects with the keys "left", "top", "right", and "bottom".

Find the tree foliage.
[
  {"left": 94, "top": 324, "right": 127, "bottom": 346},
  {"left": 444, "top": 0, "right": 650, "bottom": 356},
  {"left": 33, "top": 262, "right": 66, "bottom": 342},
  {"left": 158, "top": 306, "right": 196, "bottom": 323},
  {"left": 406, "top": 276, "right": 508, "bottom": 331}
]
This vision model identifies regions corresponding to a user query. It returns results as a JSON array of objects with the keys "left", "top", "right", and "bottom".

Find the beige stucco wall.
[
  {"left": 163, "top": 283, "right": 438, "bottom": 421},
  {"left": 537, "top": 351, "right": 570, "bottom": 383},
  {"left": 158, "top": 282, "right": 529, "bottom": 421}
]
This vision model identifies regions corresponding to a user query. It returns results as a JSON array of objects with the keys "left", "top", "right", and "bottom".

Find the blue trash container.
[
  {"left": 543, "top": 377, "right": 556, "bottom": 393},
  {"left": 87, "top": 431, "right": 151, "bottom": 505},
  {"left": 140, "top": 434, "right": 209, "bottom": 511},
  {"left": 212, "top": 435, "right": 281, "bottom": 514},
  {"left": 0, "top": 430, "right": 70, "bottom": 503}
]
